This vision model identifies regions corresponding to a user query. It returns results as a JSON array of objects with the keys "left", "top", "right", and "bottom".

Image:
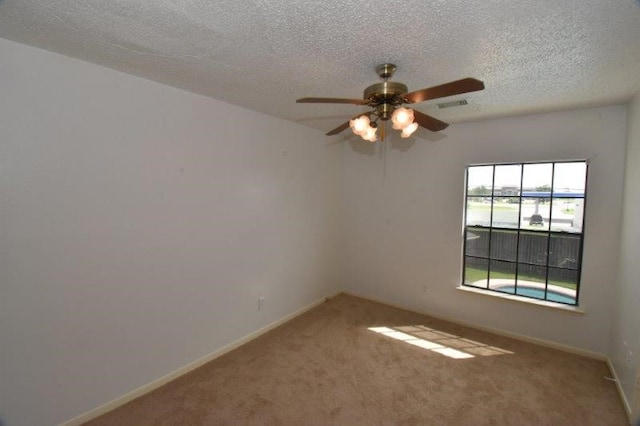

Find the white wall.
[
  {"left": 609, "top": 92, "right": 640, "bottom": 418},
  {"left": 0, "top": 38, "right": 342, "bottom": 426},
  {"left": 342, "top": 105, "right": 627, "bottom": 355}
]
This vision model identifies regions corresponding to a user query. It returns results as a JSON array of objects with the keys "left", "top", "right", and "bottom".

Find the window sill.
[{"left": 456, "top": 285, "right": 586, "bottom": 315}]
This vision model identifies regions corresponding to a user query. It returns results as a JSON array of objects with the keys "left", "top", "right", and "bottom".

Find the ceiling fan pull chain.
[{"left": 383, "top": 132, "right": 388, "bottom": 177}]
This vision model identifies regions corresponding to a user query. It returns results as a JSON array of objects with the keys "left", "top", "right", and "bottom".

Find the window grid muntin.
[{"left": 462, "top": 160, "right": 587, "bottom": 306}]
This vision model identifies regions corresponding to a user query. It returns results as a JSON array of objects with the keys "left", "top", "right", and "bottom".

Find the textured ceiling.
[{"left": 1, "top": 0, "right": 640, "bottom": 137}]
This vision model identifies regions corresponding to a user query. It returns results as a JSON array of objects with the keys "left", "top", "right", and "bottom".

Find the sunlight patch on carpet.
[{"left": 368, "top": 325, "right": 513, "bottom": 359}]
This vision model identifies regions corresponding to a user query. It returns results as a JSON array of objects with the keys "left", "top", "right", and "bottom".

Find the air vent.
[{"left": 437, "top": 99, "right": 468, "bottom": 109}]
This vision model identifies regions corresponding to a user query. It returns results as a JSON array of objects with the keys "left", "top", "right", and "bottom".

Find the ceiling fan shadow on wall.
[{"left": 296, "top": 63, "right": 484, "bottom": 142}]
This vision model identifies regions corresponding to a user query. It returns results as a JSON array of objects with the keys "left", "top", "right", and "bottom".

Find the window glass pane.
[
  {"left": 465, "top": 228, "right": 489, "bottom": 258},
  {"left": 467, "top": 166, "right": 493, "bottom": 195},
  {"left": 553, "top": 162, "right": 586, "bottom": 194},
  {"left": 522, "top": 163, "right": 552, "bottom": 194},
  {"left": 491, "top": 198, "right": 520, "bottom": 228},
  {"left": 516, "top": 264, "right": 547, "bottom": 300},
  {"left": 489, "top": 229, "right": 518, "bottom": 261},
  {"left": 489, "top": 260, "right": 516, "bottom": 293},
  {"left": 550, "top": 198, "right": 584, "bottom": 233},
  {"left": 548, "top": 268, "right": 578, "bottom": 304},
  {"left": 464, "top": 257, "right": 488, "bottom": 287},
  {"left": 466, "top": 197, "right": 491, "bottom": 226},
  {"left": 517, "top": 264, "right": 547, "bottom": 283},
  {"left": 517, "top": 232, "right": 548, "bottom": 265},
  {"left": 519, "top": 198, "right": 535, "bottom": 229},
  {"left": 515, "top": 287, "right": 545, "bottom": 300},
  {"left": 494, "top": 164, "right": 521, "bottom": 193},
  {"left": 549, "top": 234, "right": 580, "bottom": 269},
  {"left": 521, "top": 197, "right": 550, "bottom": 231}
]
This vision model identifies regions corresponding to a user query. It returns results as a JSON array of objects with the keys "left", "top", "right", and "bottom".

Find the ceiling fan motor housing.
[{"left": 363, "top": 81, "right": 408, "bottom": 120}]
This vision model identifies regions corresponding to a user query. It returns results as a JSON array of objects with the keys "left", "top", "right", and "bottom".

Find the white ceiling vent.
[{"left": 437, "top": 99, "right": 468, "bottom": 109}]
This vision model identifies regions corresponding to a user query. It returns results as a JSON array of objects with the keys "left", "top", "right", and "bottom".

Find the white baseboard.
[
  {"left": 61, "top": 294, "right": 334, "bottom": 426},
  {"left": 343, "top": 291, "right": 606, "bottom": 361},
  {"left": 605, "top": 357, "right": 633, "bottom": 423}
]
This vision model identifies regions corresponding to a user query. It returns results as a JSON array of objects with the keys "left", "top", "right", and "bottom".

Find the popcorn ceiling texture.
[{"left": 0, "top": 0, "right": 639, "bottom": 135}]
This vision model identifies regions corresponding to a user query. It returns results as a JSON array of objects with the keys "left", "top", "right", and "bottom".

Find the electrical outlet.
[
  {"left": 626, "top": 350, "right": 633, "bottom": 365},
  {"left": 636, "top": 374, "right": 640, "bottom": 391},
  {"left": 258, "top": 297, "right": 265, "bottom": 311},
  {"left": 422, "top": 285, "right": 428, "bottom": 293}
]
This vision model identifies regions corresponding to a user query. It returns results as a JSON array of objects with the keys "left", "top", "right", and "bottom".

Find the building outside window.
[{"left": 462, "top": 161, "right": 588, "bottom": 305}]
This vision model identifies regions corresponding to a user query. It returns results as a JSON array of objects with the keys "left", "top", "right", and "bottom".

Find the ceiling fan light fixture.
[
  {"left": 349, "top": 115, "right": 371, "bottom": 136},
  {"left": 297, "top": 63, "right": 484, "bottom": 139},
  {"left": 391, "top": 107, "right": 414, "bottom": 130},
  {"left": 362, "top": 126, "right": 378, "bottom": 142},
  {"left": 401, "top": 122, "right": 419, "bottom": 138}
]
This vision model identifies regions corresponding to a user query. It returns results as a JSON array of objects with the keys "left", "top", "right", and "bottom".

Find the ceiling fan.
[{"left": 296, "top": 63, "right": 484, "bottom": 142}]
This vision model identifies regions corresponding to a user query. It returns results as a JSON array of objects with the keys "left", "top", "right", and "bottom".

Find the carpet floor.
[{"left": 86, "top": 293, "right": 628, "bottom": 425}]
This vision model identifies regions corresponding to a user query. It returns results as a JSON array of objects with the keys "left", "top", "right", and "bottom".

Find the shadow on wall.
[
  {"left": 391, "top": 129, "right": 447, "bottom": 152},
  {"left": 390, "top": 136, "right": 417, "bottom": 152},
  {"left": 349, "top": 138, "right": 377, "bottom": 156},
  {"left": 347, "top": 130, "right": 447, "bottom": 155}
]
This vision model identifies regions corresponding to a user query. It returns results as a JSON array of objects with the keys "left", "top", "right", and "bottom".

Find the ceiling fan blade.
[
  {"left": 326, "top": 112, "right": 372, "bottom": 136},
  {"left": 326, "top": 121, "right": 351, "bottom": 136},
  {"left": 297, "top": 97, "right": 367, "bottom": 105},
  {"left": 404, "top": 78, "right": 485, "bottom": 104},
  {"left": 413, "top": 110, "right": 449, "bottom": 132}
]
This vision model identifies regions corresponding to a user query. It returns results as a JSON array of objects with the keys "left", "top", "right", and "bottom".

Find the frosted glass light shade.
[
  {"left": 401, "top": 122, "right": 419, "bottom": 138},
  {"left": 362, "top": 126, "right": 377, "bottom": 142},
  {"left": 349, "top": 115, "right": 370, "bottom": 136},
  {"left": 391, "top": 107, "right": 414, "bottom": 130}
]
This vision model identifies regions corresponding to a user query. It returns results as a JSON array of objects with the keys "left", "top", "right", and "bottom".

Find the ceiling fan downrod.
[
  {"left": 364, "top": 63, "right": 408, "bottom": 122},
  {"left": 375, "top": 63, "right": 396, "bottom": 80}
]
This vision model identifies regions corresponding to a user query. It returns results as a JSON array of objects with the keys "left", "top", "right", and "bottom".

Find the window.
[{"left": 462, "top": 161, "right": 587, "bottom": 305}]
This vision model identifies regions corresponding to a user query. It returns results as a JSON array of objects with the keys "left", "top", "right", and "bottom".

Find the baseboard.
[
  {"left": 606, "top": 357, "right": 633, "bottom": 423},
  {"left": 61, "top": 294, "right": 335, "bottom": 426},
  {"left": 342, "top": 291, "right": 606, "bottom": 361}
]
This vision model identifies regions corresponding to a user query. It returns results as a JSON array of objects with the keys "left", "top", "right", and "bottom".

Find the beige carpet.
[{"left": 86, "top": 294, "right": 628, "bottom": 425}]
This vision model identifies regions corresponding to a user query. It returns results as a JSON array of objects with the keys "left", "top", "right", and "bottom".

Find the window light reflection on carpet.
[{"left": 367, "top": 326, "right": 513, "bottom": 359}]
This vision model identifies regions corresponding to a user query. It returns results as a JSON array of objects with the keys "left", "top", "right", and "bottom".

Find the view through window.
[{"left": 462, "top": 161, "right": 587, "bottom": 305}]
